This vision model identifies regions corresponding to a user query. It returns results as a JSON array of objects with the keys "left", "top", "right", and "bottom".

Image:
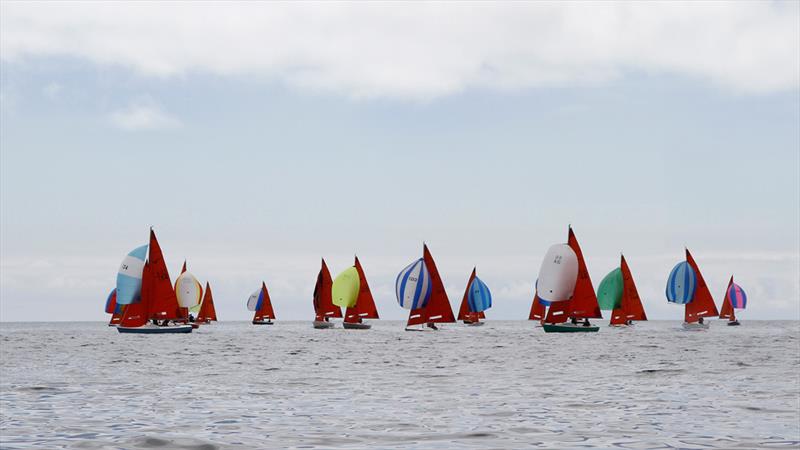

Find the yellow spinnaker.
[{"left": 332, "top": 266, "right": 360, "bottom": 308}]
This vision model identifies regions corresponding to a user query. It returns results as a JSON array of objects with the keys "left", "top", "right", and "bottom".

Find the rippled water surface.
[{"left": 1, "top": 321, "right": 799, "bottom": 449}]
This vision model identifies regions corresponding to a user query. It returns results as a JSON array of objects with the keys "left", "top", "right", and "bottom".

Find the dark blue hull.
[{"left": 117, "top": 325, "right": 193, "bottom": 334}]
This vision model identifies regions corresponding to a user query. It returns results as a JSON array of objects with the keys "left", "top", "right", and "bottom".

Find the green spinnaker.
[
  {"left": 332, "top": 266, "right": 360, "bottom": 308},
  {"left": 597, "top": 267, "right": 623, "bottom": 310}
]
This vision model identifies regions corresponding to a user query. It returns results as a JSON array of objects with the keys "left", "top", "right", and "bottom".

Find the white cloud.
[
  {"left": 109, "top": 97, "right": 181, "bottom": 131},
  {"left": 1, "top": 3, "right": 797, "bottom": 99}
]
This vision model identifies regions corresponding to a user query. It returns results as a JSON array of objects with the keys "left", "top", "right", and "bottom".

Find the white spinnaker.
[
  {"left": 536, "top": 244, "right": 579, "bottom": 304},
  {"left": 247, "top": 289, "right": 261, "bottom": 311},
  {"left": 175, "top": 272, "right": 202, "bottom": 308}
]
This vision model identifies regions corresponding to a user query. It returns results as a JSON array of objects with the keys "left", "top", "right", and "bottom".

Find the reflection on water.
[{"left": 1, "top": 321, "right": 798, "bottom": 449}]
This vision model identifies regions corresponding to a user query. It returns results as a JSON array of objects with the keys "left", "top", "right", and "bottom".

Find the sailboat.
[
  {"left": 175, "top": 267, "right": 203, "bottom": 327},
  {"left": 597, "top": 254, "right": 648, "bottom": 327},
  {"left": 341, "top": 256, "right": 379, "bottom": 329},
  {"left": 667, "top": 249, "right": 719, "bottom": 330},
  {"left": 539, "top": 227, "right": 602, "bottom": 333},
  {"left": 402, "top": 244, "right": 455, "bottom": 331},
  {"left": 117, "top": 229, "right": 192, "bottom": 333},
  {"left": 248, "top": 282, "right": 276, "bottom": 325},
  {"left": 719, "top": 276, "right": 747, "bottom": 326},
  {"left": 457, "top": 268, "right": 491, "bottom": 326},
  {"left": 313, "top": 258, "right": 341, "bottom": 328},
  {"left": 105, "top": 288, "right": 125, "bottom": 326},
  {"left": 195, "top": 282, "right": 218, "bottom": 324}
]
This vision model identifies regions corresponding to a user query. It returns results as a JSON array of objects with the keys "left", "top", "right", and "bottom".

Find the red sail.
[
  {"left": 528, "top": 293, "right": 545, "bottom": 321},
  {"left": 620, "top": 255, "right": 647, "bottom": 321},
  {"left": 254, "top": 281, "right": 276, "bottom": 321},
  {"left": 120, "top": 262, "right": 151, "bottom": 327},
  {"left": 147, "top": 229, "right": 183, "bottom": 320},
  {"left": 345, "top": 257, "right": 379, "bottom": 324},
  {"left": 684, "top": 249, "right": 719, "bottom": 323},
  {"left": 457, "top": 268, "right": 477, "bottom": 321},
  {"left": 196, "top": 282, "right": 218, "bottom": 322},
  {"left": 109, "top": 305, "right": 126, "bottom": 325},
  {"left": 544, "top": 300, "right": 571, "bottom": 324},
  {"left": 566, "top": 227, "right": 602, "bottom": 319},
  {"left": 719, "top": 276, "right": 735, "bottom": 320},
  {"left": 313, "top": 259, "right": 341, "bottom": 320},
  {"left": 407, "top": 244, "right": 455, "bottom": 327}
]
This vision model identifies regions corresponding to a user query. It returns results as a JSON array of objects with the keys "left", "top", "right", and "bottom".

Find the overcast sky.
[{"left": 1, "top": 2, "right": 798, "bottom": 322}]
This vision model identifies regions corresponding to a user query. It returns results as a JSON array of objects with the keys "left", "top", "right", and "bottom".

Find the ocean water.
[{"left": 1, "top": 320, "right": 798, "bottom": 449}]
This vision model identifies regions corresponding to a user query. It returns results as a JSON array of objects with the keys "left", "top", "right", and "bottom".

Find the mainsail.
[
  {"left": 345, "top": 257, "right": 379, "bottom": 324},
  {"left": 196, "top": 282, "right": 218, "bottom": 322},
  {"left": 684, "top": 249, "right": 719, "bottom": 323},
  {"left": 407, "top": 245, "right": 455, "bottom": 327},
  {"left": 313, "top": 259, "right": 341, "bottom": 320}
]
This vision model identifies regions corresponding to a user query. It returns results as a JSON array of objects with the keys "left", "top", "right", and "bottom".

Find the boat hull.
[
  {"left": 342, "top": 322, "right": 371, "bottom": 330},
  {"left": 465, "top": 321, "right": 485, "bottom": 327},
  {"left": 404, "top": 327, "right": 435, "bottom": 332},
  {"left": 727, "top": 320, "right": 740, "bottom": 326},
  {"left": 682, "top": 322, "right": 710, "bottom": 331},
  {"left": 542, "top": 323, "right": 599, "bottom": 333},
  {"left": 117, "top": 325, "right": 193, "bottom": 334},
  {"left": 252, "top": 320, "right": 274, "bottom": 325},
  {"left": 313, "top": 321, "right": 335, "bottom": 329}
]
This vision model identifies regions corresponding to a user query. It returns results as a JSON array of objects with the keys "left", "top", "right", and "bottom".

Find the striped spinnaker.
[
  {"left": 666, "top": 261, "right": 696, "bottom": 304},
  {"left": 396, "top": 258, "right": 431, "bottom": 310},
  {"left": 728, "top": 282, "right": 747, "bottom": 309},
  {"left": 467, "top": 276, "right": 492, "bottom": 313}
]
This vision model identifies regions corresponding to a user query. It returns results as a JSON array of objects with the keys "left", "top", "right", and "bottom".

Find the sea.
[{"left": 1, "top": 321, "right": 798, "bottom": 449}]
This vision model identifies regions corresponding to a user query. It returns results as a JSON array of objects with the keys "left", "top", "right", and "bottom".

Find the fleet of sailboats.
[{"left": 104, "top": 227, "right": 751, "bottom": 333}]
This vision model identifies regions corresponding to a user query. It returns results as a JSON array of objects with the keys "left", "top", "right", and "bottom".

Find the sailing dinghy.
[
  {"left": 597, "top": 255, "right": 648, "bottom": 327},
  {"left": 195, "top": 282, "right": 218, "bottom": 324},
  {"left": 313, "top": 259, "right": 341, "bottom": 328},
  {"left": 175, "top": 268, "right": 203, "bottom": 328},
  {"left": 399, "top": 244, "right": 456, "bottom": 331},
  {"left": 538, "top": 227, "right": 602, "bottom": 333},
  {"left": 719, "top": 276, "right": 747, "bottom": 326},
  {"left": 248, "top": 282, "right": 276, "bottom": 325},
  {"left": 340, "top": 257, "right": 380, "bottom": 329},
  {"left": 667, "top": 249, "right": 718, "bottom": 330},
  {"left": 117, "top": 229, "right": 192, "bottom": 334},
  {"left": 457, "top": 268, "right": 491, "bottom": 326}
]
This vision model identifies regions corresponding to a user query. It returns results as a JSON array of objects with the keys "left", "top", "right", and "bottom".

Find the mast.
[
  {"left": 408, "top": 244, "right": 455, "bottom": 326},
  {"left": 313, "top": 259, "right": 341, "bottom": 320},
  {"left": 254, "top": 281, "right": 276, "bottom": 322},
  {"left": 719, "top": 276, "right": 735, "bottom": 321},
  {"left": 565, "top": 226, "right": 602, "bottom": 319},
  {"left": 684, "top": 249, "right": 719, "bottom": 323},
  {"left": 345, "top": 256, "right": 379, "bottom": 324}
]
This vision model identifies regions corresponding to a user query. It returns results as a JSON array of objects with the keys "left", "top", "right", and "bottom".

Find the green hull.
[{"left": 542, "top": 323, "right": 599, "bottom": 333}]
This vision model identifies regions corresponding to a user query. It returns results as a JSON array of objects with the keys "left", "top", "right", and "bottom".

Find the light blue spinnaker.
[{"left": 116, "top": 244, "right": 148, "bottom": 305}]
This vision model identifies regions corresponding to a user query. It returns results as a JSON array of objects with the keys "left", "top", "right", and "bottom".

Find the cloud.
[
  {"left": 109, "top": 97, "right": 181, "bottom": 131},
  {"left": 1, "top": 3, "right": 798, "bottom": 99}
]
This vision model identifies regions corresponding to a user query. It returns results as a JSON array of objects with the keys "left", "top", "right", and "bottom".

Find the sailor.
[
  {"left": 188, "top": 313, "right": 195, "bottom": 323},
  {"left": 698, "top": 317, "right": 705, "bottom": 325},
  {"left": 570, "top": 317, "right": 578, "bottom": 325},
  {"left": 426, "top": 322, "right": 438, "bottom": 330},
  {"left": 582, "top": 318, "right": 591, "bottom": 327}
]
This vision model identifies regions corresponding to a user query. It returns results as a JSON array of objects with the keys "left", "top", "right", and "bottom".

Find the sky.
[{"left": 1, "top": 2, "right": 798, "bottom": 322}]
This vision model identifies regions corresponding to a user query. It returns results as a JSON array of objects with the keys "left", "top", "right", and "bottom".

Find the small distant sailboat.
[
  {"left": 175, "top": 268, "right": 203, "bottom": 327},
  {"left": 313, "top": 259, "right": 341, "bottom": 329},
  {"left": 401, "top": 244, "right": 455, "bottom": 331},
  {"left": 340, "top": 257, "right": 380, "bottom": 330},
  {"left": 457, "top": 268, "right": 491, "bottom": 326},
  {"left": 667, "top": 249, "right": 718, "bottom": 330},
  {"left": 248, "top": 282, "right": 276, "bottom": 325},
  {"left": 597, "top": 255, "right": 648, "bottom": 327},
  {"left": 539, "top": 227, "right": 602, "bottom": 333},
  {"left": 105, "top": 288, "right": 125, "bottom": 326},
  {"left": 719, "top": 276, "right": 747, "bottom": 326},
  {"left": 195, "top": 282, "right": 218, "bottom": 324},
  {"left": 117, "top": 229, "right": 192, "bottom": 334}
]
